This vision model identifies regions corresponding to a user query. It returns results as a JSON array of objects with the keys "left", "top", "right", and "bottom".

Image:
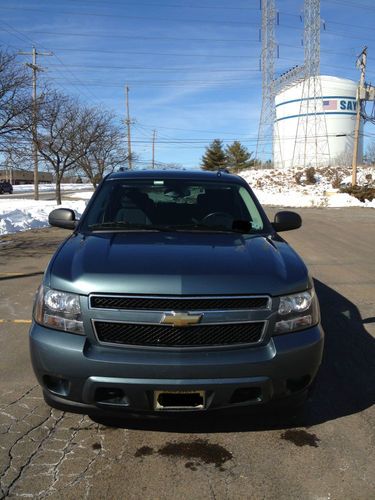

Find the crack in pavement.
[
  {"left": 0, "top": 399, "right": 117, "bottom": 499},
  {"left": 41, "top": 415, "right": 87, "bottom": 497},
  {"left": 1, "top": 409, "right": 65, "bottom": 498}
]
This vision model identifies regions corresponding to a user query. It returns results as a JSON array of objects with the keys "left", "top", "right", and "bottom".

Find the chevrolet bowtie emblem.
[{"left": 160, "top": 311, "right": 203, "bottom": 328}]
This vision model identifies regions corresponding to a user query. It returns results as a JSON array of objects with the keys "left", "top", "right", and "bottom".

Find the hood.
[{"left": 48, "top": 232, "right": 309, "bottom": 296}]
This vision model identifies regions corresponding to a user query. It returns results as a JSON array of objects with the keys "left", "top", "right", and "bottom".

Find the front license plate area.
[{"left": 154, "top": 390, "right": 206, "bottom": 411}]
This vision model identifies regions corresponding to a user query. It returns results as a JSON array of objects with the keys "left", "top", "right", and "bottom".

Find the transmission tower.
[
  {"left": 256, "top": 0, "right": 277, "bottom": 164},
  {"left": 292, "top": 0, "right": 330, "bottom": 168}
]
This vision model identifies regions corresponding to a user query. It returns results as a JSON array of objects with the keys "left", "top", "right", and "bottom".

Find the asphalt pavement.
[
  {"left": 0, "top": 207, "right": 374, "bottom": 499},
  {"left": 0, "top": 189, "right": 93, "bottom": 201}
]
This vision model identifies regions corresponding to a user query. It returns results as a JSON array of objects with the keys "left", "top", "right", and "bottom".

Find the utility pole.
[
  {"left": 18, "top": 47, "right": 53, "bottom": 200},
  {"left": 152, "top": 130, "right": 156, "bottom": 168},
  {"left": 125, "top": 85, "right": 132, "bottom": 169},
  {"left": 352, "top": 47, "right": 367, "bottom": 186}
]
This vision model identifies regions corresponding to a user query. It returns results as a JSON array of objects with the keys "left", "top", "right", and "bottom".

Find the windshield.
[{"left": 80, "top": 178, "right": 266, "bottom": 233}]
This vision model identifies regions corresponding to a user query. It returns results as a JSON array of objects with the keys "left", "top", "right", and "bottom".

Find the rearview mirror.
[
  {"left": 272, "top": 211, "right": 302, "bottom": 232},
  {"left": 49, "top": 208, "right": 78, "bottom": 230}
]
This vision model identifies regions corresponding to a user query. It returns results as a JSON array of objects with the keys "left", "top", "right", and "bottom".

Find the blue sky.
[{"left": 1, "top": 0, "right": 375, "bottom": 168}]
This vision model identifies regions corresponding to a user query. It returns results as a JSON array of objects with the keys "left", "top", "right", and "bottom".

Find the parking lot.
[{"left": 0, "top": 207, "right": 374, "bottom": 499}]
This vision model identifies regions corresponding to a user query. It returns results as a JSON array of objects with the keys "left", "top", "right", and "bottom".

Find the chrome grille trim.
[{"left": 89, "top": 294, "right": 271, "bottom": 311}]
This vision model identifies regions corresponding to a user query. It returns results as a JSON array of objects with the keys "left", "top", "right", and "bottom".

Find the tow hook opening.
[
  {"left": 95, "top": 387, "right": 130, "bottom": 406},
  {"left": 230, "top": 387, "right": 262, "bottom": 404},
  {"left": 286, "top": 375, "right": 311, "bottom": 393}
]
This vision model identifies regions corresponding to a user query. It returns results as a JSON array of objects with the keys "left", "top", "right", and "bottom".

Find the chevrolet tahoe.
[{"left": 29, "top": 170, "right": 324, "bottom": 416}]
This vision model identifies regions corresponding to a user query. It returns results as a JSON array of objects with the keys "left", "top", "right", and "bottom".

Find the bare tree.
[
  {"left": 365, "top": 142, "right": 375, "bottom": 166},
  {"left": 74, "top": 112, "right": 128, "bottom": 188},
  {"left": 334, "top": 150, "right": 353, "bottom": 167},
  {"left": 35, "top": 91, "right": 104, "bottom": 204},
  {"left": 0, "top": 50, "right": 31, "bottom": 151}
]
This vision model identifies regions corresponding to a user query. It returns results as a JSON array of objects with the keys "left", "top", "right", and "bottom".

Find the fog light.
[{"left": 43, "top": 375, "right": 70, "bottom": 396}]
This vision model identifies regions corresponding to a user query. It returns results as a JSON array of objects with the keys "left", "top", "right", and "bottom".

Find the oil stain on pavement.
[
  {"left": 280, "top": 429, "right": 320, "bottom": 447},
  {"left": 135, "top": 438, "right": 233, "bottom": 471}
]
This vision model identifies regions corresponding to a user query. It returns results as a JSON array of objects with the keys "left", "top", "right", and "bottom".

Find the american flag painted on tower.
[{"left": 322, "top": 100, "right": 337, "bottom": 110}]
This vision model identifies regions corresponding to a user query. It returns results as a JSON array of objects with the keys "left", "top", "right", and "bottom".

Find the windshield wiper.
[
  {"left": 171, "top": 219, "right": 252, "bottom": 233},
  {"left": 88, "top": 221, "right": 252, "bottom": 234},
  {"left": 88, "top": 222, "right": 174, "bottom": 232},
  {"left": 170, "top": 224, "right": 245, "bottom": 233}
]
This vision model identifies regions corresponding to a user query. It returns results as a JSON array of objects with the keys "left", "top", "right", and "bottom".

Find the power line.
[
  {"left": 2, "top": 25, "right": 371, "bottom": 53},
  {"left": 0, "top": 21, "right": 102, "bottom": 103},
  {"left": 135, "top": 123, "right": 255, "bottom": 136},
  {"left": 41, "top": 56, "right": 371, "bottom": 86},
  {"left": 1, "top": 4, "right": 374, "bottom": 37},
  {"left": 7, "top": 0, "right": 261, "bottom": 13},
  {"left": 0, "top": 28, "right": 260, "bottom": 44},
  {"left": 0, "top": 5, "right": 260, "bottom": 26},
  {"left": 40, "top": 47, "right": 259, "bottom": 58},
  {"left": 324, "top": 0, "right": 375, "bottom": 10},
  {"left": 46, "top": 63, "right": 261, "bottom": 72},
  {"left": 10, "top": 44, "right": 358, "bottom": 59}
]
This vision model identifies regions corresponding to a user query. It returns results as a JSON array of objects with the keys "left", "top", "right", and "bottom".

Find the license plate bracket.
[{"left": 153, "top": 390, "right": 206, "bottom": 411}]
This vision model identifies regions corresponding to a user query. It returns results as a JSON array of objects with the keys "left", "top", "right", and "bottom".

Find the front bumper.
[{"left": 29, "top": 322, "right": 324, "bottom": 415}]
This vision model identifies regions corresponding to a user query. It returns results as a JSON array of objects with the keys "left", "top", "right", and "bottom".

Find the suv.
[
  {"left": 29, "top": 170, "right": 324, "bottom": 416},
  {"left": 0, "top": 180, "right": 13, "bottom": 194}
]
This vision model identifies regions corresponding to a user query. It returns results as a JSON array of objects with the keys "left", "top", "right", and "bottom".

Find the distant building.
[{"left": 0, "top": 169, "right": 53, "bottom": 185}]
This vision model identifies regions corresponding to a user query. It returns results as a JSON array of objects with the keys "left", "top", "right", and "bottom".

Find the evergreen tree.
[
  {"left": 201, "top": 139, "right": 227, "bottom": 171},
  {"left": 225, "top": 141, "right": 255, "bottom": 172}
]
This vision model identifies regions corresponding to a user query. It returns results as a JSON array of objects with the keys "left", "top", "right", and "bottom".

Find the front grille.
[
  {"left": 94, "top": 321, "right": 265, "bottom": 347},
  {"left": 90, "top": 295, "right": 269, "bottom": 311}
]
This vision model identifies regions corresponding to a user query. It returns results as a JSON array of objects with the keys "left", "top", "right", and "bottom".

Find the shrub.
[
  {"left": 294, "top": 171, "right": 303, "bottom": 185},
  {"left": 331, "top": 171, "right": 342, "bottom": 189},
  {"left": 340, "top": 185, "right": 375, "bottom": 202},
  {"left": 305, "top": 167, "right": 316, "bottom": 185}
]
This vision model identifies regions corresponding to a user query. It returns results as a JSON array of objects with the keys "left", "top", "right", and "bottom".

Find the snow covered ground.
[
  {"left": 0, "top": 198, "right": 88, "bottom": 235},
  {"left": 0, "top": 183, "right": 94, "bottom": 235},
  {"left": 0, "top": 168, "right": 374, "bottom": 235},
  {"left": 241, "top": 165, "right": 375, "bottom": 209},
  {"left": 13, "top": 183, "right": 92, "bottom": 193}
]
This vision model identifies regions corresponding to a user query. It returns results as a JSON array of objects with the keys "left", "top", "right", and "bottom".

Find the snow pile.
[
  {"left": 0, "top": 199, "right": 87, "bottom": 235},
  {"left": 65, "top": 191, "right": 93, "bottom": 200},
  {"left": 1, "top": 169, "right": 374, "bottom": 236},
  {"left": 240, "top": 165, "right": 375, "bottom": 208},
  {"left": 13, "top": 183, "right": 92, "bottom": 194}
]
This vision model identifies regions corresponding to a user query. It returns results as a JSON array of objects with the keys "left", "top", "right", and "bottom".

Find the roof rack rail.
[{"left": 217, "top": 168, "right": 230, "bottom": 176}]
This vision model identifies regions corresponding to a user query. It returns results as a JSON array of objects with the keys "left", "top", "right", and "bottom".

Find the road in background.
[
  {"left": 0, "top": 208, "right": 374, "bottom": 499},
  {"left": 0, "top": 189, "right": 93, "bottom": 201}
]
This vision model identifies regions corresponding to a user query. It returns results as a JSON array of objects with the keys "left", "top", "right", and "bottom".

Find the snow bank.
[
  {"left": 65, "top": 191, "right": 93, "bottom": 200},
  {"left": 1, "top": 167, "right": 374, "bottom": 236},
  {"left": 13, "top": 183, "right": 92, "bottom": 194},
  {"left": 240, "top": 166, "right": 375, "bottom": 209},
  {"left": 0, "top": 199, "right": 87, "bottom": 235}
]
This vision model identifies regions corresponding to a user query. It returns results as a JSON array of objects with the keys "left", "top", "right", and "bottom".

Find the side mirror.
[
  {"left": 49, "top": 208, "right": 78, "bottom": 230},
  {"left": 272, "top": 211, "right": 302, "bottom": 232}
]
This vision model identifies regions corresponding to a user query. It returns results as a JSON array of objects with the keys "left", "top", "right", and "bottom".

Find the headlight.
[
  {"left": 34, "top": 285, "right": 84, "bottom": 335},
  {"left": 274, "top": 289, "right": 319, "bottom": 334}
]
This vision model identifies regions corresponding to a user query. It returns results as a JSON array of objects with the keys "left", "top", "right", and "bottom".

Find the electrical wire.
[{"left": 0, "top": 21, "right": 102, "bottom": 104}]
